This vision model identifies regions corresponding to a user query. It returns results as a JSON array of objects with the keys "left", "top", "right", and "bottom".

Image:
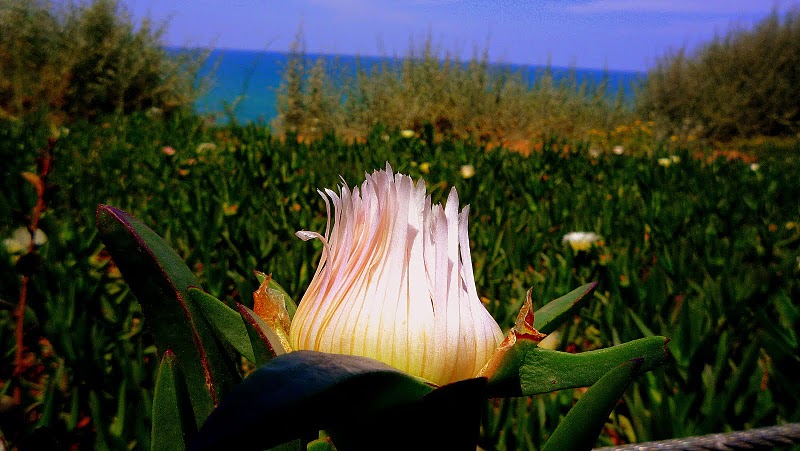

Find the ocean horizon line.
[
  {"left": 180, "top": 47, "right": 645, "bottom": 124},
  {"left": 173, "top": 46, "right": 648, "bottom": 76}
]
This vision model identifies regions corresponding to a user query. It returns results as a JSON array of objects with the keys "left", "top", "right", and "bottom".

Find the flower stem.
[{"left": 13, "top": 138, "right": 55, "bottom": 405}]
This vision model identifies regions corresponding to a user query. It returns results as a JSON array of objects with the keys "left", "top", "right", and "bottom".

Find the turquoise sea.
[{"left": 191, "top": 48, "right": 645, "bottom": 124}]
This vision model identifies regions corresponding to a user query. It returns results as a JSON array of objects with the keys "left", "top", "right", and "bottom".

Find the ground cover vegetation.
[{"left": 1, "top": 1, "right": 799, "bottom": 449}]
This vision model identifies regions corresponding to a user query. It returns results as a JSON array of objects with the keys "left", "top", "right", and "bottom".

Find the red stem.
[
  {"left": 13, "top": 276, "right": 30, "bottom": 404},
  {"left": 12, "top": 140, "right": 54, "bottom": 405}
]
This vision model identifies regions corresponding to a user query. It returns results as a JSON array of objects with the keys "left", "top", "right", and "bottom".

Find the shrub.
[
  {"left": 0, "top": 0, "right": 205, "bottom": 122},
  {"left": 272, "top": 34, "right": 633, "bottom": 145},
  {"left": 638, "top": 8, "right": 800, "bottom": 141}
]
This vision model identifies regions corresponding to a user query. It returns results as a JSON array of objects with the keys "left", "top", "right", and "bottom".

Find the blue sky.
[{"left": 124, "top": 0, "right": 798, "bottom": 72}]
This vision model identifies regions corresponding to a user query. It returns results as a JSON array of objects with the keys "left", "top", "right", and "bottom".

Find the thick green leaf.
[
  {"left": 189, "top": 288, "right": 256, "bottom": 363},
  {"left": 306, "top": 438, "right": 336, "bottom": 451},
  {"left": 237, "top": 303, "right": 288, "bottom": 366},
  {"left": 268, "top": 439, "right": 305, "bottom": 451},
  {"left": 534, "top": 282, "right": 598, "bottom": 334},
  {"left": 96, "top": 205, "right": 239, "bottom": 427},
  {"left": 487, "top": 336, "right": 670, "bottom": 397},
  {"left": 542, "top": 358, "right": 643, "bottom": 451},
  {"left": 35, "top": 359, "right": 64, "bottom": 428},
  {"left": 152, "top": 351, "right": 196, "bottom": 451},
  {"left": 192, "top": 351, "right": 434, "bottom": 450}
]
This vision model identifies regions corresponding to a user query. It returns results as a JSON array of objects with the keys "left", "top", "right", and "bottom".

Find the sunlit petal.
[{"left": 290, "top": 165, "right": 504, "bottom": 385}]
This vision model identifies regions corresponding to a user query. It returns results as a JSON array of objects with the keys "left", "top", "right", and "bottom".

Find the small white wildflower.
[
  {"left": 460, "top": 164, "right": 475, "bottom": 179},
  {"left": 562, "top": 232, "right": 600, "bottom": 252},
  {"left": 3, "top": 227, "right": 47, "bottom": 254},
  {"left": 750, "top": 163, "right": 760, "bottom": 171},
  {"left": 400, "top": 129, "right": 415, "bottom": 139},
  {"left": 612, "top": 145, "right": 624, "bottom": 155},
  {"left": 589, "top": 148, "right": 601, "bottom": 158}
]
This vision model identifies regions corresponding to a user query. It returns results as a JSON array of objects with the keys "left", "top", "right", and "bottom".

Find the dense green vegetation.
[
  {"left": 2, "top": 1, "right": 800, "bottom": 449},
  {"left": 2, "top": 114, "right": 799, "bottom": 448}
]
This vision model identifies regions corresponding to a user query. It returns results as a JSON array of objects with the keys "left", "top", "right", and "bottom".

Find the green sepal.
[
  {"left": 189, "top": 287, "right": 256, "bottom": 363},
  {"left": 487, "top": 336, "right": 670, "bottom": 397},
  {"left": 192, "top": 351, "right": 434, "bottom": 450},
  {"left": 254, "top": 270, "right": 297, "bottom": 319},
  {"left": 542, "top": 358, "right": 644, "bottom": 451},
  {"left": 96, "top": 205, "right": 239, "bottom": 427},
  {"left": 152, "top": 350, "right": 196, "bottom": 451},
  {"left": 534, "top": 282, "right": 597, "bottom": 334},
  {"left": 237, "top": 303, "right": 288, "bottom": 366}
]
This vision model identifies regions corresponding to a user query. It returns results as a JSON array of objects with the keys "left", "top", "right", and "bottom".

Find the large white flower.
[{"left": 290, "top": 164, "right": 504, "bottom": 386}]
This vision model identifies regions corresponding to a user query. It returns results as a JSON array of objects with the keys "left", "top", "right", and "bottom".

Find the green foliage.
[
  {"left": 194, "top": 351, "right": 437, "bottom": 450},
  {"left": 96, "top": 205, "right": 240, "bottom": 428},
  {"left": 152, "top": 351, "right": 194, "bottom": 451},
  {"left": 534, "top": 282, "right": 597, "bottom": 335},
  {"left": 542, "top": 358, "right": 643, "bottom": 451},
  {"left": 92, "top": 206, "right": 664, "bottom": 449},
  {"left": 487, "top": 337, "right": 669, "bottom": 398},
  {"left": 0, "top": 114, "right": 798, "bottom": 448},
  {"left": 190, "top": 288, "right": 258, "bottom": 364},
  {"left": 0, "top": 0, "right": 205, "bottom": 121},
  {"left": 273, "top": 34, "right": 632, "bottom": 143},
  {"left": 638, "top": 8, "right": 800, "bottom": 141}
]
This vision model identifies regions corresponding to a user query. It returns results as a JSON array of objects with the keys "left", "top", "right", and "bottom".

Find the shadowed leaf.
[
  {"left": 152, "top": 350, "right": 196, "bottom": 451},
  {"left": 190, "top": 287, "right": 256, "bottom": 363},
  {"left": 192, "top": 351, "right": 434, "bottom": 450},
  {"left": 237, "top": 303, "right": 289, "bottom": 366},
  {"left": 327, "top": 377, "right": 487, "bottom": 451},
  {"left": 96, "top": 204, "right": 239, "bottom": 428}
]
